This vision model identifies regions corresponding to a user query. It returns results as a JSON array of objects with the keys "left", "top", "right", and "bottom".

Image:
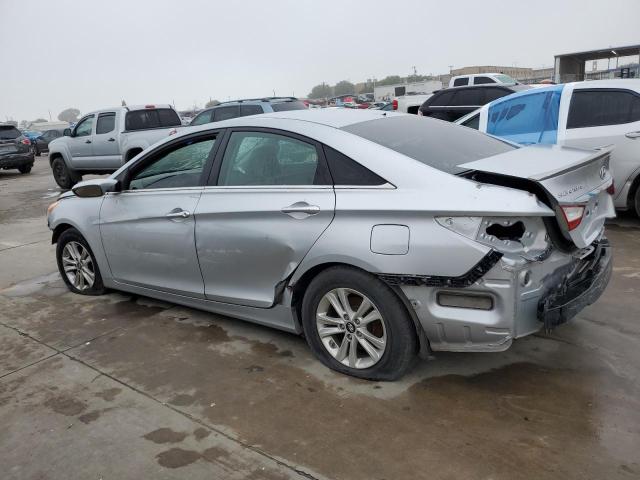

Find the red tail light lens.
[
  {"left": 21, "top": 138, "right": 31, "bottom": 145},
  {"left": 560, "top": 205, "right": 585, "bottom": 231},
  {"left": 392, "top": 99, "right": 398, "bottom": 110},
  {"left": 606, "top": 181, "right": 615, "bottom": 195}
]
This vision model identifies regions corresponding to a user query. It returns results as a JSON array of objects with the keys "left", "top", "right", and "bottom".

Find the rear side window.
[
  {"left": 213, "top": 106, "right": 240, "bottom": 122},
  {"left": 0, "top": 126, "right": 21, "bottom": 139},
  {"left": 453, "top": 78, "right": 468, "bottom": 87},
  {"left": 484, "top": 87, "right": 510, "bottom": 103},
  {"left": 474, "top": 76, "right": 495, "bottom": 85},
  {"left": 342, "top": 116, "right": 514, "bottom": 175},
  {"left": 240, "top": 105, "right": 264, "bottom": 116},
  {"left": 96, "top": 113, "right": 116, "bottom": 134},
  {"left": 452, "top": 89, "right": 483, "bottom": 106},
  {"left": 567, "top": 90, "right": 640, "bottom": 128},
  {"left": 460, "top": 114, "right": 480, "bottom": 130},
  {"left": 323, "top": 146, "right": 386, "bottom": 185},
  {"left": 125, "top": 108, "right": 181, "bottom": 130},
  {"left": 487, "top": 87, "right": 563, "bottom": 144},
  {"left": 271, "top": 101, "right": 307, "bottom": 112}
]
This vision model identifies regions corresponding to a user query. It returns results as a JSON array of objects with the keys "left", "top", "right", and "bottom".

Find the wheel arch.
[
  {"left": 51, "top": 222, "right": 75, "bottom": 244},
  {"left": 289, "top": 261, "right": 429, "bottom": 357},
  {"left": 626, "top": 170, "right": 640, "bottom": 212}
]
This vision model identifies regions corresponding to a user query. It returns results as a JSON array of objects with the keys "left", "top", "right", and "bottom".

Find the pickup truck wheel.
[
  {"left": 52, "top": 158, "right": 81, "bottom": 190},
  {"left": 18, "top": 165, "right": 32, "bottom": 174}
]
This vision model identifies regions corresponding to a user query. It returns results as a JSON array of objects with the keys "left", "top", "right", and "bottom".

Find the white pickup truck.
[
  {"left": 391, "top": 92, "right": 434, "bottom": 114},
  {"left": 48, "top": 104, "right": 182, "bottom": 188}
]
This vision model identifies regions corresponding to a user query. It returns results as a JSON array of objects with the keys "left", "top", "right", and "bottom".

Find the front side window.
[
  {"left": 74, "top": 116, "right": 94, "bottom": 137},
  {"left": 128, "top": 137, "right": 216, "bottom": 190},
  {"left": 213, "top": 106, "right": 240, "bottom": 122},
  {"left": 567, "top": 90, "right": 640, "bottom": 129},
  {"left": 240, "top": 105, "right": 264, "bottom": 116},
  {"left": 218, "top": 131, "right": 320, "bottom": 186},
  {"left": 430, "top": 91, "right": 456, "bottom": 106},
  {"left": 487, "top": 86, "right": 563, "bottom": 144},
  {"left": 96, "top": 113, "right": 116, "bottom": 134},
  {"left": 190, "top": 110, "right": 213, "bottom": 126}
]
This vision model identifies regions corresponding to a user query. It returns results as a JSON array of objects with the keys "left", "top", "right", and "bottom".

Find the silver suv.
[{"left": 190, "top": 97, "right": 307, "bottom": 126}]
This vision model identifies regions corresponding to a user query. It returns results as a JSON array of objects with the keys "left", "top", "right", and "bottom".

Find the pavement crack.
[
  {"left": 0, "top": 239, "right": 48, "bottom": 252},
  {"left": 0, "top": 351, "right": 60, "bottom": 380}
]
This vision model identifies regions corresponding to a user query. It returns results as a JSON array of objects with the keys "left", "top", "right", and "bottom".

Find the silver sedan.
[{"left": 47, "top": 109, "right": 614, "bottom": 380}]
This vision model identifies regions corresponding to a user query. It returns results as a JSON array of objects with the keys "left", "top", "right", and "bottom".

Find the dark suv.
[
  {"left": 0, "top": 124, "right": 34, "bottom": 174},
  {"left": 190, "top": 97, "right": 307, "bottom": 126},
  {"left": 418, "top": 84, "right": 531, "bottom": 122}
]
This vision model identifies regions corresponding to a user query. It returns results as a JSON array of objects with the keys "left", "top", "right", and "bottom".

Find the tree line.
[{"left": 307, "top": 74, "right": 436, "bottom": 99}]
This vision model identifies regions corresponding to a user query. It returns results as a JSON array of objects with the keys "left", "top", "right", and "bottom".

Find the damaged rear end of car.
[{"left": 399, "top": 144, "right": 614, "bottom": 352}]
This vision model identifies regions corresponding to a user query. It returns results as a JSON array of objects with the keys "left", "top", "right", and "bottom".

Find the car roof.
[
  {"left": 214, "top": 108, "right": 402, "bottom": 128},
  {"left": 436, "top": 84, "right": 530, "bottom": 94},
  {"left": 569, "top": 79, "right": 640, "bottom": 90}
]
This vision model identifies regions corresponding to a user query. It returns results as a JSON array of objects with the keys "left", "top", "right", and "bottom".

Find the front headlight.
[{"left": 47, "top": 201, "right": 60, "bottom": 215}]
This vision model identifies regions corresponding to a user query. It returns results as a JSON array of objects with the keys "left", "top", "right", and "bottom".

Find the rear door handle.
[
  {"left": 165, "top": 209, "right": 191, "bottom": 219},
  {"left": 625, "top": 131, "right": 640, "bottom": 139},
  {"left": 85, "top": 139, "right": 92, "bottom": 144},
  {"left": 281, "top": 202, "right": 320, "bottom": 216}
]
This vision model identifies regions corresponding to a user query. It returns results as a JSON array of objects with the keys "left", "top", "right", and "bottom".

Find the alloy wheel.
[
  {"left": 316, "top": 288, "right": 387, "bottom": 369},
  {"left": 61, "top": 241, "right": 95, "bottom": 291}
]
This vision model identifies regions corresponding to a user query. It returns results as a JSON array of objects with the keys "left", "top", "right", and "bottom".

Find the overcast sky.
[{"left": 1, "top": 0, "right": 639, "bottom": 121}]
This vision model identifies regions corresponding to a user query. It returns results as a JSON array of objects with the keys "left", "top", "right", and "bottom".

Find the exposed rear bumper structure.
[{"left": 395, "top": 239, "right": 612, "bottom": 353}]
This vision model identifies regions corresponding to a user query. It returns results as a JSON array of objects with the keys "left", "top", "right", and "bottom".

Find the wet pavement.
[{"left": 1, "top": 158, "right": 639, "bottom": 479}]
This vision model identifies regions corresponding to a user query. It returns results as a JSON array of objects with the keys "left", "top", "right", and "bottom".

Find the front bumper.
[
  {"left": 0, "top": 153, "right": 34, "bottom": 169},
  {"left": 395, "top": 239, "right": 612, "bottom": 352}
]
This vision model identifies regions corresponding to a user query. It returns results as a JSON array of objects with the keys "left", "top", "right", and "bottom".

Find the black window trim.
[
  {"left": 95, "top": 112, "right": 117, "bottom": 135},
  {"left": 567, "top": 87, "right": 640, "bottom": 129},
  {"left": 115, "top": 129, "right": 225, "bottom": 192},
  {"left": 205, "top": 127, "right": 332, "bottom": 188}
]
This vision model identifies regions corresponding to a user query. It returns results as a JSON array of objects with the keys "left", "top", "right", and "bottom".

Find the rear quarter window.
[
  {"left": 0, "top": 126, "right": 21, "bottom": 139},
  {"left": 271, "top": 101, "right": 307, "bottom": 112},
  {"left": 125, "top": 108, "right": 181, "bottom": 130}
]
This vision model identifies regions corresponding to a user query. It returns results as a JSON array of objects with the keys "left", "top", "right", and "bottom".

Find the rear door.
[
  {"left": 561, "top": 88, "right": 640, "bottom": 207},
  {"left": 100, "top": 132, "right": 221, "bottom": 297},
  {"left": 68, "top": 115, "right": 95, "bottom": 166},
  {"left": 92, "top": 112, "right": 121, "bottom": 168},
  {"left": 195, "top": 128, "right": 335, "bottom": 308}
]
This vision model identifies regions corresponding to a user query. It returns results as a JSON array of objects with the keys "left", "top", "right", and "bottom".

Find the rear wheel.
[
  {"left": 18, "top": 165, "right": 32, "bottom": 174},
  {"left": 301, "top": 266, "right": 417, "bottom": 381},
  {"left": 56, "top": 228, "right": 106, "bottom": 295},
  {"left": 52, "top": 157, "right": 81, "bottom": 189},
  {"left": 634, "top": 185, "right": 640, "bottom": 218},
  {"left": 34, "top": 145, "right": 41, "bottom": 156}
]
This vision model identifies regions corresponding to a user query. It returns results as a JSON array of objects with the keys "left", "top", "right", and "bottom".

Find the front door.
[
  {"left": 92, "top": 112, "right": 121, "bottom": 168},
  {"left": 68, "top": 115, "right": 95, "bottom": 167},
  {"left": 100, "top": 134, "right": 219, "bottom": 298},
  {"left": 195, "top": 129, "right": 335, "bottom": 308}
]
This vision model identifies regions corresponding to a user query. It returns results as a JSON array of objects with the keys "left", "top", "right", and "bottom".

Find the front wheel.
[
  {"left": 634, "top": 185, "right": 640, "bottom": 218},
  {"left": 18, "top": 165, "right": 32, "bottom": 174},
  {"left": 301, "top": 266, "right": 417, "bottom": 381},
  {"left": 51, "top": 157, "right": 81, "bottom": 189},
  {"left": 56, "top": 228, "right": 106, "bottom": 295}
]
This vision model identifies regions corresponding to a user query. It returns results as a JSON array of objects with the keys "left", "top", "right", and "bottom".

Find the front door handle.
[
  {"left": 281, "top": 202, "right": 320, "bottom": 217},
  {"left": 107, "top": 137, "right": 116, "bottom": 142},
  {"left": 85, "top": 139, "right": 92, "bottom": 144},
  {"left": 625, "top": 131, "right": 640, "bottom": 139},
  {"left": 166, "top": 209, "right": 191, "bottom": 219}
]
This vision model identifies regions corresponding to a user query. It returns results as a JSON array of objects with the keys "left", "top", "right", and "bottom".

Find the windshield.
[
  {"left": 486, "top": 86, "right": 563, "bottom": 145},
  {"left": 0, "top": 126, "right": 21, "bottom": 140},
  {"left": 494, "top": 74, "right": 517, "bottom": 84},
  {"left": 342, "top": 115, "right": 515, "bottom": 175}
]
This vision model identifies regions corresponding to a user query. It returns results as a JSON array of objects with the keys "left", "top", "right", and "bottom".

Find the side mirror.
[
  {"left": 72, "top": 179, "right": 120, "bottom": 198},
  {"left": 63, "top": 128, "right": 72, "bottom": 137}
]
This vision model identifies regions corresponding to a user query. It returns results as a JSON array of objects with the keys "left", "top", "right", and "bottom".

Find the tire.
[
  {"left": 18, "top": 165, "right": 32, "bottom": 174},
  {"left": 56, "top": 228, "right": 106, "bottom": 296},
  {"left": 34, "top": 145, "right": 41, "bottom": 156},
  {"left": 634, "top": 185, "right": 640, "bottom": 218},
  {"left": 301, "top": 266, "right": 417, "bottom": 381},
  {"left": 51, "top": 157, "right": 81, "bottom": 189}
]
